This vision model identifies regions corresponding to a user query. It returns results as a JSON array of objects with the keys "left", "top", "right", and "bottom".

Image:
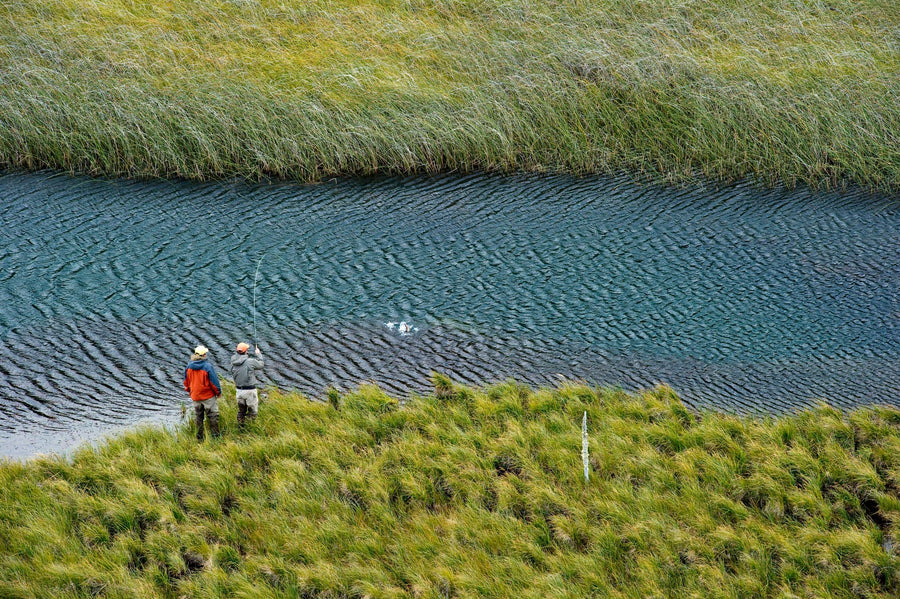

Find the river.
[{"left": 1, "top": 171, "right": 898, "bottom": 458}]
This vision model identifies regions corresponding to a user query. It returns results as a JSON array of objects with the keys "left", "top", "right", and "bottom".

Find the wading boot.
[
  {"left": 237, "top": 403, "right": 247, "bottom": 431},
  {"left": 208, "top": 413, "right": 220, "bottom": 439},
  {"left": 194, "top": 406, "right": 206, "bottom": 442}
]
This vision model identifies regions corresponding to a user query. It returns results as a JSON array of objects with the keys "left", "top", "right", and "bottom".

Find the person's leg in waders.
[
  {"left": 208, "top": 407, "right": 220, "bottom": 438},
  {"left": 235, "top": 388, "right": 259, "bottom": 430},
  {"left": 194, "top": 401, "right": 206, "bottom": 441},
  {"left": 236, "top": 394, "right": 248, "bottom": 430}
]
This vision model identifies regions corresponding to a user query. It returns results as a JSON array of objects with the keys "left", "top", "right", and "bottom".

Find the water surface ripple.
[{"left": 1, "top": 171, "right": 898, "bottom": 458}]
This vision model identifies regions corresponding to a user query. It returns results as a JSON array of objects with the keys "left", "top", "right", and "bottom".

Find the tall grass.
[
  {"left": 1, "top": 0, "right": 898, "bottom": 188},
  {"left": 2, "top": 378, "right": 900, "bottom": 597}
]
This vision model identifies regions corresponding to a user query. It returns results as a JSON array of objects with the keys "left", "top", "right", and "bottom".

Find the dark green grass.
[{"left": 2, "top": 377, "right": 900, "bottom": 597}]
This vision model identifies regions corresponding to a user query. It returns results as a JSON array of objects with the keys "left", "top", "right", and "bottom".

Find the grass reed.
[
  {"left": 1, "top": 0, "right": 898, "bottom": 189},
  {"left": 2, "top": 379, "right": 900, "bottom": 597}
]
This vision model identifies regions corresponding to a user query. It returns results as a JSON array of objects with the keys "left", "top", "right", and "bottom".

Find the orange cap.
[{"left": 236, "top": 342, "right": 250, "bottom": 352}]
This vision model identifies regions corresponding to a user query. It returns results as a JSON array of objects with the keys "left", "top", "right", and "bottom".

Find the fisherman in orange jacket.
[{"left": 183, "top": 345, "right": 222, "bottom": 441}]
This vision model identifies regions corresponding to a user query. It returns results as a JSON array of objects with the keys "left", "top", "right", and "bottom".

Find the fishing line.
[
  {"left": 250, "top": 249, "right": 361, "bottom": 349},
  {"left": 252, "top": 253, "right": 266, "bottom": 348}
]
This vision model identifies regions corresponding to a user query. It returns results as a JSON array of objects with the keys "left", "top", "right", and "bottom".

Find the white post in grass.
[{"left": 582, "top": 411, "right": 589, "bottom": 482}]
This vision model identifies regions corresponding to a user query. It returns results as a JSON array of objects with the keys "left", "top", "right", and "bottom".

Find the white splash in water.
[{"left": 385, "top": 321, "right": 418, "bottom": 336}]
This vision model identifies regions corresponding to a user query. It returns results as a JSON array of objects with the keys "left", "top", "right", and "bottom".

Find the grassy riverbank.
[
  {"left": 1, "top": 0, "right": 898, "bottom": 189},
  {"left": 2, "top": 379, "right": 900, "bottom": 597}
]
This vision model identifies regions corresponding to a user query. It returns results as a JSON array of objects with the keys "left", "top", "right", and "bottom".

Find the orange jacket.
[{"left": 183, "top": 359, "right": 221, "bottom": 401}]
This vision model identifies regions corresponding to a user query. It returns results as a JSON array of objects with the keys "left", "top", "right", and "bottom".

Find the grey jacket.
[{"left": 231, "top": 353, "right": 264, "bottom": 388}]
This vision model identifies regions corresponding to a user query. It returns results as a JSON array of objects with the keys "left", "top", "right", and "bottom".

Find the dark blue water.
[{"left": 1, "top": 171, "right": 898, "bottom": 458}]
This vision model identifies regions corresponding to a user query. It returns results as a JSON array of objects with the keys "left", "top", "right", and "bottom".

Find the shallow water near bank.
[{"left": 0, "top": 171, "right": 898, "bottom": 458}]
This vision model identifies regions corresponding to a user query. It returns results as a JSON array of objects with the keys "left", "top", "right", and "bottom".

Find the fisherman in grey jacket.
[{"left": 231, "top": 342, "right": 265, "bottom": 429}]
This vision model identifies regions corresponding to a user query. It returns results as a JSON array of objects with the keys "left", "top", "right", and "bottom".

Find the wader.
[
  {"left": 193, "top": 397, "right": 220, "bottom": 441},
  {"left": 236, "top": 387, "right": 259, "bottom": 430}
]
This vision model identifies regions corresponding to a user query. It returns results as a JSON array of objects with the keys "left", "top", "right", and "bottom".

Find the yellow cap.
[{"left": 194, "top": 345, "right": 209, "bottom": 356}]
